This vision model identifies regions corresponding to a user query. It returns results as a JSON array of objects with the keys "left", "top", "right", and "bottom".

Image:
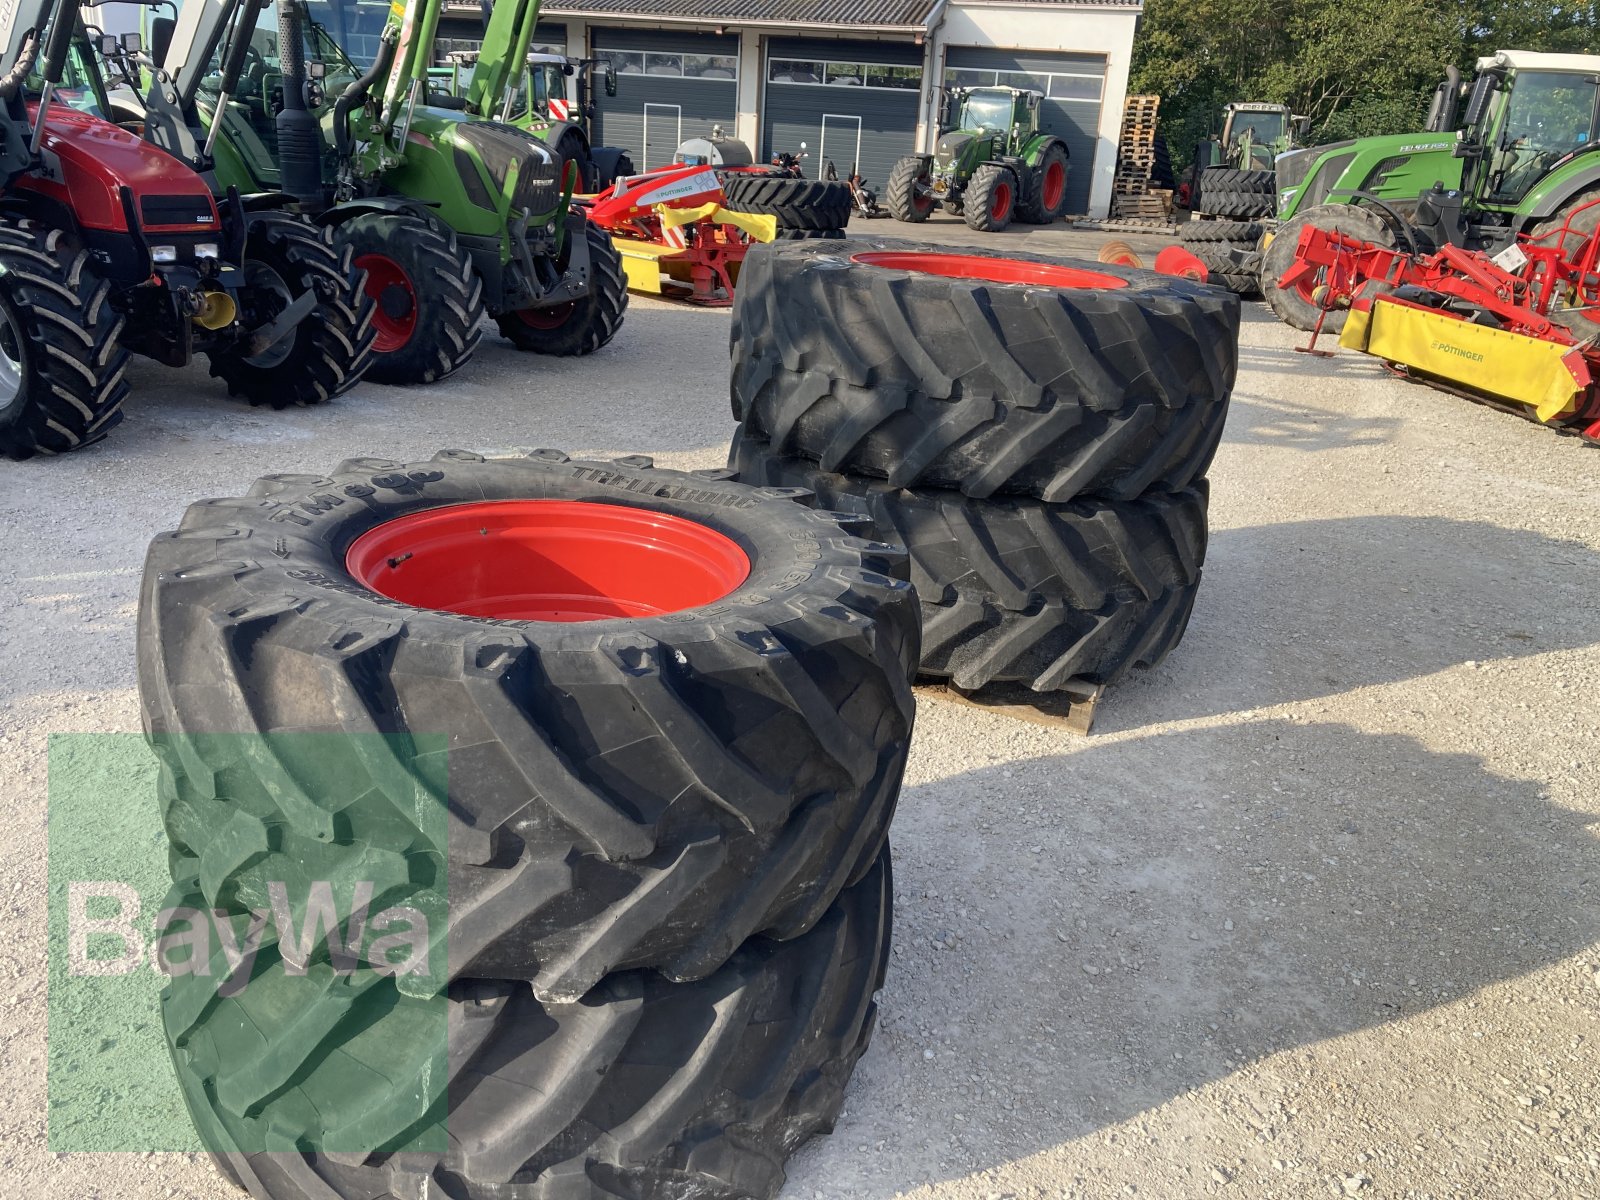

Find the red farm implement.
[
  {"left": 1279, "top": 200, "right": 1600, "bottom": 442},
  {"left": 579, "top": 164, "right": 776, "bottom": 305}
]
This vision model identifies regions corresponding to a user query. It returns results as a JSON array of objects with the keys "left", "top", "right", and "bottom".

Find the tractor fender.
[
  {"left": 590, "top": 145, "right": 627, "bottom": 184},
  {"left": 314, "top": 197, "right": 440, "bottom": 229},
  {"left": 1021, "top": 134, "right": 1068, "bottom": 165},
  {"left": 1520, "top": 164, "right": 1600, "bottom": 223}
]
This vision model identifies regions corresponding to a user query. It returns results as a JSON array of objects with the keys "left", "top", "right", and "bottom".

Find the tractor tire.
[
  {"left": 331, "top": 212, "right": 485, "bottom": 385},
  {"left": 0, "top": 220, "right": 129, "bottom": 460},
  {"left": 886, "top": 156, "right": 936, "bottom": 222},
  {"left": 548, "top": 126, "right": 597, "bottom": 193},
  {"left": 494, "top": 220, "right": 628, "bottom": 356},
  {"left": 138, "top": 451, "right": 917, "bottom": 1004},
  {"left": 206, "top": 214, "right": 378, "bottom": 408},
  {"left": 1017, "top": 140, "right": 1070, "bottom": 225},
  {"left": 162, "top": 849, "right": 891, "bottom": 1200},
  {"left": 1261, "top": 202, "right": 1394, "bottom": 332},
  {"left": 720, "top": 174, "right": 851, "bottom": 232},
  {"left": 1190, "top": 244, "right": 1263, "bottom": 297},
  {"left": 1199, "top": 167, "right": 1276, "bottom": 195},
  {"left": 730, "top": 238, "right": 1237, "bottom": 503},
  {"left": 773, "top": 227, "right": 848, "bottom": 240},
  {"left": 963, "top": 163, "right": 1018, "bottom": 232},
  {"left": 1197, "top": 189, "right": 1276, "bottom": 220},
  {"left": 731, "top": 435, "right": 1208, "bottom": 692},
  {"left": 1178, "top": 219, "right": 1265, "bottom": 246},
  {"left": 1529, "top": 189, "right": 1600, "bottom": 336}
]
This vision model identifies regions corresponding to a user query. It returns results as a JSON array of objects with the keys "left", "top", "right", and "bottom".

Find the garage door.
[
  {"left": 591, "top": 28, "right": 740, "bottom": 169},
  {"left": 762, "top": 38, "right": 923, "bottom": 189},
  {"left": 943, "top": 47, "right": 1106, "bottom": 215}
]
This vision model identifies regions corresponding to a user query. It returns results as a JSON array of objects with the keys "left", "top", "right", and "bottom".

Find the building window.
[
  {"left": 770, "top": 57, "right": 922, "bottom": 91},
  {"left": 944, "top": 66, "right": 1104, "bottom": 103},
  {"left": 602, "top": 48, "right": 737, "bottom": 80}
]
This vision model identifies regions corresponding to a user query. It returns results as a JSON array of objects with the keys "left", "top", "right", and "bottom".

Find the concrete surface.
[{"left": 2, "top": 252, "right": 1598, "bottom": 1200}]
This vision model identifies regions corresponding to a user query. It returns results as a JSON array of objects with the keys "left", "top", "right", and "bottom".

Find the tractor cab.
[
  {"left": 1452, "top": 52, "right": 1600, "bottom": 209},
  {"left": 953, "top": 86, "right": 1032, "bottom": 136},
  {"left": 1218, "top": 102, "right": 1298, "bottom": 170}
]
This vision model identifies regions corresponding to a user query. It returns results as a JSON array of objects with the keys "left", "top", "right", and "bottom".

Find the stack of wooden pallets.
[{"left": 1113, "top": 94, "right": 1174, "bottom": 222}]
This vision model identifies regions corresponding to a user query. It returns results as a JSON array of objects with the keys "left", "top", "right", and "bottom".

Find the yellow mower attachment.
[{"left": 1341, "top": 297, "right": 1590, "bottom": 424}]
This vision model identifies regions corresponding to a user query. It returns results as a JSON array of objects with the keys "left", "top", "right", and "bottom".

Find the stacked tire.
[
  {"left": 1178, "top": 217, "right": 1267, "bottom": 297},
  {"left": 729, "top": 238, "right": 1239, "bottom": 694},
  {"left": 721, "top": 172, "right": 852, "bottom": 240},
  {"left": 1193, "top": 166, "right": 1276, "bottom": 218},
  {"left": 138, "top": 450, "right": 920, "bottom": 1198}
]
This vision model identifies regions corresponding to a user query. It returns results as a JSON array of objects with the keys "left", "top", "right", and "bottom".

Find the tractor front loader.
[
  {"left": 886, "top": 86, "right": 1070, "bottom": 232},
  {"left": 141, "top": 0, "right": 625, "bottom": 385},
  {"left": 0, "top": 0, "right": 374, "bottom": 460}
]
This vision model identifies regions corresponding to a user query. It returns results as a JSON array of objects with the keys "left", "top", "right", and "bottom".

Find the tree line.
[{"left": 1132, "top": 0, "right": 1600, "bottom": 168}]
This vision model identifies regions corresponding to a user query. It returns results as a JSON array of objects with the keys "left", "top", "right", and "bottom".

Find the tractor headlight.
[
  {"left": 195, "top": 243, "right": 219, "bottom": 260},
  {"left": 151, "top": 245, "right": 178, "bottom": 264}
]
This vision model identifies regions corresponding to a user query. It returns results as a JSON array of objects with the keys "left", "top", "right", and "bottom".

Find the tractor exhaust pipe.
[{"left": 274, "top": 2, "right": 323, "bottom": 212}]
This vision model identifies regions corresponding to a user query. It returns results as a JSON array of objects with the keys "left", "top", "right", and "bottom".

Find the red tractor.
[{"left": 0, "top": 0, "right": 374, "bottom": 460}]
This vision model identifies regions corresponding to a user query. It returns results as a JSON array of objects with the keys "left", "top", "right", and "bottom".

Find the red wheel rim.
[
  {"left": 1042, "top": 160, "right": 1066, "bottom": 211},
  {"left": 354, "top": 253, "right": 417, "bottom": 352},
  {"left": 991, "top": 181, "right": 1013, "bottom": 221},
  {"left": 852, "top": 251, "right": 1129, "bottom": 290},
  {"left": 345, "top": 499, "right": 751, "bottom": 622},
  {"left": 515, "top": 302, "right": 576, "bottom": 330}
]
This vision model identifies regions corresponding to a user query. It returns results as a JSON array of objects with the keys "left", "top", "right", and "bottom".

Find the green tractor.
[
  {"left": 122, "top": 0, "right": 625, "bottom": 383},
  {"left": 1190, "top": 101, "right": 1307, "bottom": 218},
  {"left": 1264, "top": 49, "right": 1600, "bottom": 330},
  {"left": 886, "top": 86, "right": 1070, "bottom": 232}
]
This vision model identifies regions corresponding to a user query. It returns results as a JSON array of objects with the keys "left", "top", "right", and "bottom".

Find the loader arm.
[
  {"left": 463, "top": 0, "right": 539, "bottom": 120},
  {"left": 377, "top": 0, "right": 441, "bottom": 131}
]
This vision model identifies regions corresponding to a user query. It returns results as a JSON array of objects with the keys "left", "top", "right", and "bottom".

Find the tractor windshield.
[
  {"left": 1229, "top": 111, "right": 1287, "bottom": 146},
  {"left": 960, "top": 89, "right": 1015, "bottom": 134},
  {"left": 1487, "top": 70, "right": 1600, "bottom": 203}
]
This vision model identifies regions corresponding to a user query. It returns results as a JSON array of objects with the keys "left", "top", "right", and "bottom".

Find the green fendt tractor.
[
  {"left": 1191, "top": 101, "right": 1307, "bottom": 218},
  {"left": 125, "top": 0, "right": 625, "bottom": 382},
  {"left": 1264, "top": 50, "right": 1600, "bottom": 330},
  {"left": 886, "top": 86, "right": 1070, "bottom": 232}
]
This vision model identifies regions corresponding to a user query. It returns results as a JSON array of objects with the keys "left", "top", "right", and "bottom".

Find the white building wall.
[{"left": 931, "top": 3, "right": 1140, "bottom": 218}]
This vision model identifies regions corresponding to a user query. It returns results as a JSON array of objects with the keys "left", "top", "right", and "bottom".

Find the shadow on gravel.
[
  {"left": 1224, "top": 391, "right": 1402, "bottom": 452},
  {"left": 1099, "top": 514, "right": 1600, "bottom": 728},
  {"left": 789, "top": 718, "right": 1600, "bottom": 1195}
]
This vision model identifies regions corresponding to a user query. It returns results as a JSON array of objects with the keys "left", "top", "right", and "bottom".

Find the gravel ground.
[{"left": 2, "top": 231, "right": 1598, "bottom": 1200}]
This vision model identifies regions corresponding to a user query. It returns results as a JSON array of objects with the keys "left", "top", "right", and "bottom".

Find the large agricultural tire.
[
  {"left": 886, "top": 155, "right": 935, "bottom": 222},
  {"left": 772, "top": 227, "right": 848, "bottom": 240},
  {"left": 1190, "top": 244, "right": 1263, "bottom": 297},
  {"left": 494, "top": 220, "right": 628, "bottom": 356},
  {"left": 730, "top": 238, "right": 1237, "bottom": 503},
  {"left": 207, "top": 214, "right": 378, "bottom": 407},
  {"left": 963, "top": 163, "right": 1017, "bottom": 232},
  {"left": 549, "top": 126, "right": 597, "bottom": 193},
  {"left": 0, "top": 220, "right": 129, "bottom": 460},
  {"left": 1199, "top": 167, "right": 1276, "bottom": 195},
  {"left": 731, "top": 435, "right": 1207, "bottom": 692},
  {"left": 1529, "top": 188, "right": 1600, "bottom": 336},
  {"left": 331, "top": 212, "right": 485, "bottom": 385},
  {"left": 138, "top": 451, "right": 917, "bottom": 1003},
  {"left": 163, "top": 850, "right": 891, "bottom": 1200},
  {"left": 1178, "top": 219, "right": 1265, "bottom": 246},
  {"left": 721, "top": 174, "right": 851, "bottom": 232},
  {"left": 1198, "top": 189, "right": 1276, "bottom": 220},
  {"left": 1017, "top": 140, "right": 1070, "bottom": 225},
  {"left": 1261, "top": 202, "right": 1394, "bottom": 332}
]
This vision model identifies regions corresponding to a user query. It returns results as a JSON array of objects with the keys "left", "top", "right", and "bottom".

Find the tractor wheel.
[
  {"left": 139, "top": 451, "right": 917, "bottom": 1003},
  {"left": 1199, "top": 167, "right": 1276, "bottom": 194},
  {"left": 1017, "top": 141, "right": 1070, "bottom": 224},
  {"left": 730, "top": 238, "right": 1237, "bottom": 502},
  {"left": 886, "top": 156, "right": 936, "bottom": 222},
  {"left": 731, "top": 434, "right": 1208, "bottom": 692},
  {"left": 162, "top": 850, "right": 890, "bottom": 1200},
  {"left": 772, "top": 227, "right": 848, "bottom": 240},
  {"left": 495, "top": 220, "right": 628, "bottom": 356},
  {"left": 1261, "top": 203, "right": 1393, "bottom": 332},
  {"left": 1197, "top": 190, "right": 1276, "bottom": 219},
  {"left": 1529, "top": 189, "right": 1600, "bottom": 335},
  {"left": 964, "top": 163, "right": 1018, "bottom": 232},
  {"left": 0, "top": 220, "right": 128, "bottom": 460},
  {"left": 720, "top": 174, "right": 851, "bottom": 232},
  {"left": 549, "top": 126, "right": 596, "bottom": 193},
  {"left": 1189, "top": 244, "right": 1262, "bottom": 297},
  {"left": 206, "top": 214, "right": 377, "bottom": 408},
  {"left": 1178, "top": 219, "right": 1265, "bottom": 246},
  {"left": 331, "top": 212, "right": 485, "bottom": 385}
]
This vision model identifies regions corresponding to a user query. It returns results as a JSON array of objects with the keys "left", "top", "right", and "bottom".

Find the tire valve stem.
[{"left": 386, "top": 552, "right": 413, "bottom": 569}]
